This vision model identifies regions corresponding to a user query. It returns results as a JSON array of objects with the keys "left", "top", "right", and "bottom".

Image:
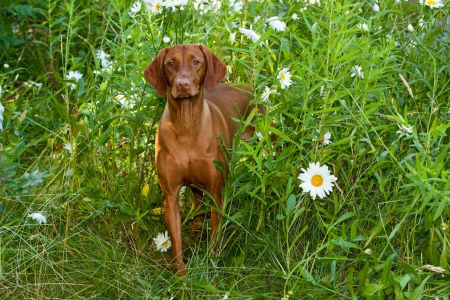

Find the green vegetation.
[{"left": 0, "top": 0, "right": 449, "bottom": 298}]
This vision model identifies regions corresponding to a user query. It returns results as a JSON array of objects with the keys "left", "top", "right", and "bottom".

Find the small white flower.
[
  {"left": 322, "top": 131, "right": 332, "bottom": 145},
  {"left": 357, "top": 23, "right": 369, "bottom": 32},
  {"left": 223, "top": 292, "right": 230, "bottom": 300},
  {"left": 96, "top": 49, "right": 112, "bottom": 71},
  {"left": 163, "top": 36, "right": 171, "bottom": 43},
  {"left": 166, "top": 0, "right": 188, "bottom": 9},
  {"left": 115, "top": 94, "right": 134, "bottom": 109},
  {"left": 420, "top": 0, "right": 444, "bottom": 8},
  {"left": 313, "top": 131, "right": 332, "bottom": 145},
  {"left": 278, "top": 67, "right": 292, "bottom": 89},
  {"left": 154, "top": 231, "right": 171, "bottom": 252},
  {"left": 145, "top": 0, "right": 164, "bottom": 13},
  {"left": 309, "top": 0, "right": 321, "bottom": 5},
  {"left": 66, "top": 70, "right": 83, "bottom": 90},
  {"left": 350, "top": 65, "right": 364, "bottom": 79},
  {"left": 239, "top": 27, "right": 261, "bottom": 43},
  {"left": 25, "top": 81, "right": 43, "bottom": 89},
  {"left": 66, "top": 70, "right": 83, "bottom": 81},
  {"left": 363, "top": 248, "right": 373, "bottom": 256},
  {"left": 0, "top": 101, "right": 4, "bottom": 132},
  {"left": 396, "top": 124, "right": 413, "bottom": 138},
  {"left": 256, "top": 131, "right": 263, "bottom": 140},
  {"left": 261, "top": 86, "right": 274, "bottom": 102},
  {"left": 3, "top": 63, "right": 9, "bottom": 68},
  {"left": 229, "top": 32, "right": 236, "bottom": 43},
  {"left": 267, "top": 16, "right": 287, "bottom": 32},
  {"left": 65, "top": 167, "right": 74, "bottom": 177},
  {"left": 64, "top": 142, "right": 73, "bottom": 153},
  {"left": 298, "top": 162, "right": 337, "bottom": 200},
  {"left": 373, "top": 2, "right": 380, "bottom": 12},
  {"left": 407, "top": 24, "right": 414, "bottom": 32},
  {"left": 292, "top": 13, "right": 299, "bottom": 20},
  {"left": 419, "top": 18, "right": 425, "bottom": 28},
  {"left": 229, "top": 0, "right": 242, "bottom": 12},
  {"left": 129, "top": 1, "right": 142, "bottom": 17},
  {"left": 28, "top": 212, "right": 47, "bottom": 224}
]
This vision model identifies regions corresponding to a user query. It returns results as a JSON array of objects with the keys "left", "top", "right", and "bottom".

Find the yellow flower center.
[
  {"left": 280, "top": 73, "right": 286, "bottom": 81},
  {"left": 426, "top": 0, "right": 437, "bottom": 4},
  {"left": 311, "top": 175, "right": 324, "bottom": 187},
  {"left": 155, "top": 3, "right": 161, "bottom": 10},
  {"left": 162, "top": 239, "right": 170, "bottom": 248}
]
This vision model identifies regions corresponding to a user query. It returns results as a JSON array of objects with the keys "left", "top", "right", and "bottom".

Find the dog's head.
[{"left": 144, "top": 44, "right": 227, "bottom": 99}]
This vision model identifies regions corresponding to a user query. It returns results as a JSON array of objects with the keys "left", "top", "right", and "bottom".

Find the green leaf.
[
  {"left": 301, "top": 268, "right": 316, "bottom": 284},
  {"left": 394, "top": 274, "right": 411, "bottom": 290},
  {"left": 331, "top": 211, "right": 355, "bottom": 228},
  {"left": 286, "top": 194, "right": 296, "bottom": 214},
  {"left": 388, "top": 223, "right": 401, "bottom": 241},
  {"left": 363, "top": 283, "right": 384, "bottom": 296},
  {"left": 276, "top": 214, "right": 285, "bottom": 221},
  {"left": 410, "top": 276, "right": 430, "bottom": 300}
]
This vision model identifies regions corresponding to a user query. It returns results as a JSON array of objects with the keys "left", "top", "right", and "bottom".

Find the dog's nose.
[{"left": 175, "top": 78, "right": 190, "bottom": 91}]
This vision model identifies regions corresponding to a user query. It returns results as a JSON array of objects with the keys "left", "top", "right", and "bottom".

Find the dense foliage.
[{"left": 0, "top": 0, "right": 449, "bottom": 298}]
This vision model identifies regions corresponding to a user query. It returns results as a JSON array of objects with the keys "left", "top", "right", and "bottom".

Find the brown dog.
[{"left": 144, "top": 44, "right": 258, "bottom": 276}]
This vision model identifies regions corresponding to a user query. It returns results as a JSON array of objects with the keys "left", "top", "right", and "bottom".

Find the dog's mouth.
[{"left": 171, "top": 88, "right": 199, "bottom": 99}]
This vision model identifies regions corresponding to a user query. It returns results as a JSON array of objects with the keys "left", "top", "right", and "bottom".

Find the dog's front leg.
[{"left": 163, "top": 193, "right": 185, "bottom": 276}]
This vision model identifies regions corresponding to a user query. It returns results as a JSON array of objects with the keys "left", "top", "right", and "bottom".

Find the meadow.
[{"left": 0, "top": 0, "right": 449, "bottom": 298}]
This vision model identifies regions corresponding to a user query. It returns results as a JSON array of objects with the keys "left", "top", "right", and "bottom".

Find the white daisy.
[
  {"left": 0, "top": 101, "right": 4, "bottom": 132},
  {"left": 278, "top": 67, "right": 292, "bottom": 89},
  {"left": 154, "top": 231, "right": 171, "bottom": 252},
  {"left": 298, "top": 162, "right": 337, "bottom": 200},
  {"left": 145, "top": 0, "right": 164, "bottom": 13},
  {"left": 267, "top": 16, "right": 287, "bottom": 32},
  {"left": 350, "top": 65, "right": 364, "bottom": 79},
  {"left": 115, "top": 94, "right": 134, "bottom": 109},
  {"left": 239, "top": 27, "right": 260, "bottom": 43},
  {"left": 129, "top": 1, "right": 142, "bottom": 17},
  {"left": 420, "top": 0, "right": 444, "bottom": 8},
  {"left": 28, "top": 212, "right": 47, "bottom": 224}
]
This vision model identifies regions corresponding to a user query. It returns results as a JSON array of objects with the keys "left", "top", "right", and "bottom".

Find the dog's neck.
[{"left": 166, "top": 88, "right": 207, "bottom": 132}]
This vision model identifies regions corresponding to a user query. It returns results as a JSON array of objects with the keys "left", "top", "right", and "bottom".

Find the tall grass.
[{"left": 0, "top": 0, "right": 449, "bottom": 298}]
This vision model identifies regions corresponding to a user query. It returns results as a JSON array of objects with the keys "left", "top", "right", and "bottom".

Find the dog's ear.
[
  {"left": 199, "top": 45, "right": 227, "bottom": 91},
  {"left": 144, "top": 48, "right": 168, "bottom": 97}
]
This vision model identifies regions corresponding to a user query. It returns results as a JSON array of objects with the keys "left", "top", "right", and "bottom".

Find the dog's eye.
[
  {"left": 167, "top": 61, "right": 175, "bottom": 67},
  {"left": 192, "top": 59, "right": 200, "bottom": 66}
]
